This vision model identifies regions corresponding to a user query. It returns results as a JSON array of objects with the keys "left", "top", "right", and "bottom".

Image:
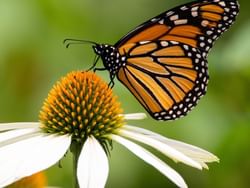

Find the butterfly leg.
[
  {"left": 108, "top": 81, "right": 114, "bottom": 88},
  {"left": 108, "top": 74, "right": 115, "bottom": 88},
  {"left": 87, "top": 55, "right": 100, "bottom": 71},
  {"left": 93, "top": 67, "right": 106, "bottom": 72}
]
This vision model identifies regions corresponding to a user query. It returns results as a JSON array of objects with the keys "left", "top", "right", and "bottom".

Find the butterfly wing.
[
  {"left": 115, "top": 0, "right": 239, "bottom": 120},
  {"left": 115, "top": 0, "right": 239, "bottom": 54},
  {"left": 117, "top": 41, "right": 208, "bottom": 120}
]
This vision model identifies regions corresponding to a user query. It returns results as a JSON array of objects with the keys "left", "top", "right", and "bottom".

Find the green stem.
[{"left": 71, "top": 141, "right": 82, "bottom": 188}]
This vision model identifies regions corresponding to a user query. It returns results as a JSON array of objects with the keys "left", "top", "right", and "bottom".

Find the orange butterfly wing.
[
  {"left": 117, "top": 41, "right": 208, "bottom": 120},
  {"left": 116, "top": 0, "right": 239, "bottom": 54},
  {"left": 115, "top": 0, "right": 239, "bottom": 120}
]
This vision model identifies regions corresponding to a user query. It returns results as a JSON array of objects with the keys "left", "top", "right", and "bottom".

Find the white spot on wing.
[
  {"left": 160, "top": 41, "right": 168, "bottom": 47},
  {"left": 139, "top": 41, "right": 150, "bottom": 44},
  {"left": 170, "top": 41, "right": 179, "bottom": 44},
  {"left": 201, "top": 20, "right": 209, "bottom": 27},
  {"left": 174, "top": 19, "right": 188, "bottom": 25},
  {"left": 191, "top": 6, "right": 199, "bottom": 11},
  {"left": 192, "top": 11, "right": 198, "bottom": 17},
  {"left": 180, "top": 6, "right": 188, "bottom": 11},
  {"left": 170, "top": 15, "right": 179, "bottom": 21},
  {"left": 159, "top": 19, "right": 164, "bottom": 24},
  {"left": 166, "top": 11, "right": 174, "bottom": 16},
  {"left": 219, "top": 1, "right": 226, "bottom": 7},
  {"left": 151, "top": 18, "right": 158, "bottom": 22}
]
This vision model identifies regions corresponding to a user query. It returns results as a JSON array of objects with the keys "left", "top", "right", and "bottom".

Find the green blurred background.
[{"left": 0, "top": 0, "right": 249, "bottom": 187}]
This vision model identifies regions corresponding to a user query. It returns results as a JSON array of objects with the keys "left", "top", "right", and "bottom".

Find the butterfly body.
[
  {"left": 93, "top": 44, "right": 125, "bottom": 78},
  {"left": 88, "top": 0, "right": 240, "bottom": 120}
]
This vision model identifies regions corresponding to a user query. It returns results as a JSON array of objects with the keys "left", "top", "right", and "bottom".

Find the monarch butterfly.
[{"left": 65, "top": 0, "right": 239, "bottom": 120}]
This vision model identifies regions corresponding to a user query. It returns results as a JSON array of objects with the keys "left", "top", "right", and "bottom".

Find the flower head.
[
  {"left": 39, "top": 71, "right": 123, "bottom": 144},
  {"left": 0, "top": 71, "right": 219, "bottom": 188}
]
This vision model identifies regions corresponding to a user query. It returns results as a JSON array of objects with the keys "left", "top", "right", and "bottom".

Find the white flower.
[
  {"left": 0, "top": 113, "right": 218, "bottom": 188},
  {"left": 0, "top": 71, "right": 219, "bottom": 188}
]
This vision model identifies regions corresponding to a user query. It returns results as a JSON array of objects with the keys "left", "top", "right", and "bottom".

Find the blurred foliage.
[{"left": 0, "top": 0, "right": 249, "bottom": 187}]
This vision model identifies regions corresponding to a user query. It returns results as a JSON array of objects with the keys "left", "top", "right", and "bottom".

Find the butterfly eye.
[{"left": 93, "top": 45, "right": 103, "bottom": 55}]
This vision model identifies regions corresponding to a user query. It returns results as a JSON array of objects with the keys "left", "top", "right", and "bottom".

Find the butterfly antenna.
[{"left": 63, "top": 38, "right": 98, "bottom": 48}]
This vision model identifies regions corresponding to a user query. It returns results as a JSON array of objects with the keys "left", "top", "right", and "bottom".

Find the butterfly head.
[
  {"left": 93, "top": 44, "right": 124, "bottom": 75},
  {"left": 93, "top": 44, "right": 104, "bottom": 55},
  {"left": 93, "top": 44, "right": 115, "bottom": 56}
]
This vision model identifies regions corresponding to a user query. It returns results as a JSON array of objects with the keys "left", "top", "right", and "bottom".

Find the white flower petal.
[
  {"left": 0, "top": 122, "right": 39, "bottom": 132},
  {"left": 119, "top": 128, "right": 202, "bottom": 170},
  {"left": 0, "top": 128, "right": 39, "bottom": 143},
  {"left": 112, "top": 134, "right": 187, "bottom": 188},
  {"left": 161, "top": 139, "right": 219, "bottom": 162},
  {"left": 77, "top": 136, "right": 109, "bottom": 188},
  {"left": 0, "top": 132, "right": 71, "bottom": 187},
  {"left": 122, "top": 113, "right": 147, "bottom": 120},
  {"left": 124, "top": 125, "right": 219, "bottom": 168},
  {"left": 154, "top": 137, "right": 219, "bottom": 169}
]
